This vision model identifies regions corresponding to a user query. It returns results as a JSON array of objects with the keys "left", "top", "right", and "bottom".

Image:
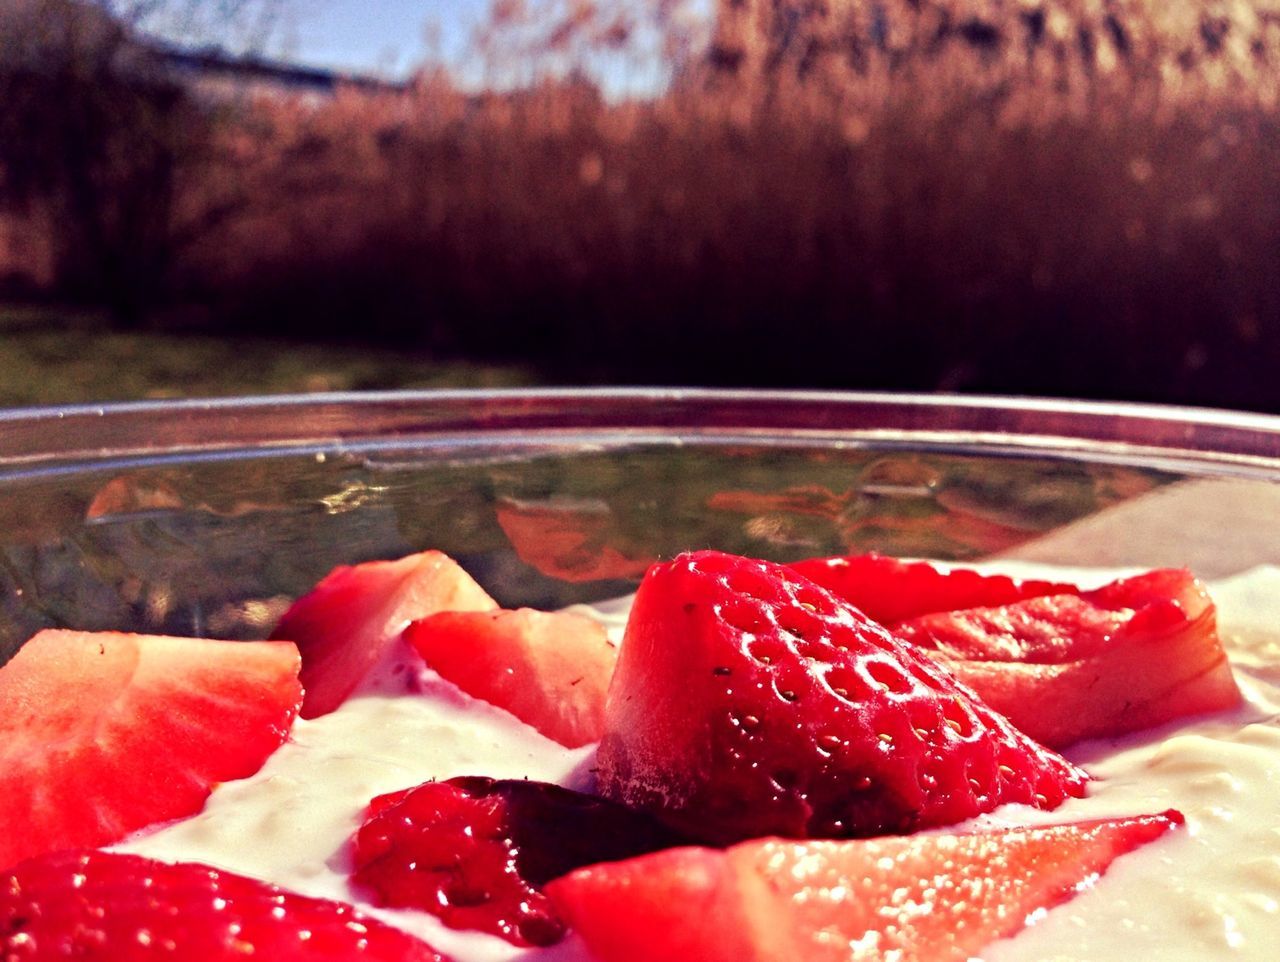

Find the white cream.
[
  {"left": 981, "top": 566, "right": 1280, "bottom": 961},
  {"left": 116, "top": 566, "right": 1280, "bottom": 962},
  {"left": 118, "top": 661, "right": 593, "bottom": 962}
]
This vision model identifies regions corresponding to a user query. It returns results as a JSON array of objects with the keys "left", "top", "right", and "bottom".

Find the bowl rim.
[{"left": 4, "top": 389, "right": 1280, "bottom": 479}]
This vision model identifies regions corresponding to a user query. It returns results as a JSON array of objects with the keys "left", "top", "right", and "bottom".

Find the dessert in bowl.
[{"left": 3, "top": 390, "right": 1280, "bottom": 960}]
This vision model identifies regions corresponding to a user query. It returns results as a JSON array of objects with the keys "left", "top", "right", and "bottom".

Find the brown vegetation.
[{"left": 3, "top": 0, "right": 1280, "bottom": 406}]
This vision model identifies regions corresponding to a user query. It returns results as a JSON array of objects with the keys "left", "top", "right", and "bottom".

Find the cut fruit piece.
[
  {"left": 596, "top": 551, "right": 1086, "bottom": 845},
  {"left": 792, "top": 555, "right": 1241, "bottom": 747},
  {"left": 894, "top": 567, "right": 1214, "bottom": 663},
  {"left": 405, "top": 608, "right": 616, "bottom": 747},
  {"left": 788, "top": 552, "right": 1075, "bottom": 625},
  {"left": 271, "top": 550, "right": 497, "bottom": 718},
  {"left": 1, "top": 849, "right": 450, "bottom": 961},
  {"left": 898, "top": 568, "right": 1242, "bottom": 747},
  {"left": 547, "top": 810, "right": 1183, "bottom": 962},
  {"left": 351, "top": 776, "right": 687, "bottom": 947},
  {"left": 0, "top": 630, "right": 301, "bottom": 871}
]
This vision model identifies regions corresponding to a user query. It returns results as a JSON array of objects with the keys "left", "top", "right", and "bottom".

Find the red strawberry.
[
  {"left": 271, "top": 550, "right": 497, "bottom": 718},
  {"left": 788, "top": 552, "right": 1075, "bottom": 625},
  {"left": 0, "top": 630, "right": 300, "bottom": 871},
  {"left": 0, "top": 849, "right": 450, "bottom": 961},
  {"left": 547, "top": 811, "right": 1183, "bottom": 962},
  {"left": 351, "top": 776, "right": 687, "bottom": 947},
  {"left": 596, "top": 551, "right": 1086, "bottom": 844},
  {"left": 405, "top": 608, "right": 616, "bottom": 747},
  {"left": 897, "top": 568, "right": 1241, "bottom": 746}
]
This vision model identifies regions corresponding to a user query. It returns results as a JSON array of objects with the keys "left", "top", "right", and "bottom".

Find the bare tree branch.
[{"left": 100, "top": 0, "right": 291, "bottom": 54}]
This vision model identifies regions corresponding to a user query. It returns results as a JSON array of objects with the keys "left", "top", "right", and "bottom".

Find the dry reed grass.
[{"left": 12, "top": 1, "right": 1280, "bottom": 405}]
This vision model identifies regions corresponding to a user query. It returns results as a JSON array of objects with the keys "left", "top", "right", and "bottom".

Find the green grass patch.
[{"left": 0, "top": 308, "right": 539, "bottom": 407}]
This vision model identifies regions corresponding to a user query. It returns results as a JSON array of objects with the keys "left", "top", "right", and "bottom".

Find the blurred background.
[{"left": 0, "top": 0, "right": 1278, "bottom": 409}]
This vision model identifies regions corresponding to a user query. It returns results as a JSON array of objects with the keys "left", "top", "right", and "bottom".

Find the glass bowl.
[{"left": 3, "top": 388, "right": 1280, "bottom": 662}]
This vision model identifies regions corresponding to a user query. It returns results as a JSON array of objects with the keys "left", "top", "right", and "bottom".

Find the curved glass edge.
[
  {"left": 4, "top": 390, "right": 1280, "bottom": 480},
  {"left": 1, "top": 391, "right": 1277, "bottom": 657}
]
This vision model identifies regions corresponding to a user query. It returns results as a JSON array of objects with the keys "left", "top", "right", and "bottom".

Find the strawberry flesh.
[
  {"left": 898, "top": 592, "right": 1132, "bottom": 662},
  {"left": 350, "top": 776, "right": 688, "bottom": 947},
  {"left": 271, "top": 550, "right": 497, "bottom": 718},
  {"left": 0, "top": 630, "right": 301, "bottom": 871},
  {"left": 791, "top": 555, "right": 1241, "bottom": 746},
  {"left": 789, "top": 552, "right": 1075, "bottom": 625},
  {"left": 547, "top": 810, "right": 1183, "bottom": 962},
  {"left": 898, "top": 568, "right": 1241, "bottom": 746},
  {"left": 406, "top": 607, "right": 616, "bottom": 747},
  {"left": 1, "top": 849, "right": 450, "bottom": 961},
  {"left": 596, "top": 551, "right": 1087, "bottom": 844}
]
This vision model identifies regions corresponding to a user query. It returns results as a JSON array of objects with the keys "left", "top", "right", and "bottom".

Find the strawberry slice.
[
  {"left": 546, "top": 811, "right": 1183, "bottom": 962},
  {"left": 596, "top": 551, "right": 1086, "bottom": 844},
  {"left": 405, "top": 608, "right": 616, "bottom": 747},
  {"left": 898, "top": 568, "right": 1242, "bottom": 746},
  {"left": 1, "top": 849, "right": 450, "bottom": 961},
  {"left": 271, "top": 550, "right": 497, "bottom": 718},
  {"left": 351, "top": 776, "right": 687, "bottom": 947},
  {"left": 788, "top": 552, "right": 1075, "bottom": 625},
  {"left": 0, "top": 629, "right": 300, "bottom": 871}
]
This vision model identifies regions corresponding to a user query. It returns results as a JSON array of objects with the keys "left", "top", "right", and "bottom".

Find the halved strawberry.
[
  {"left": 788, "top": 552, "right": 1075, "bottom": 625},
  {"left": 271, "top": 550, "right": 497, "bottom": 718},
  {"left": 0, "top": 630, "right": 300, "bottom": 871},
  {"left": 405, "top": 608, "right": 616, "bottom": 747},
  {"left": 596, "top": 551, "right": 1086, "bottom": 845},
  {"left": 351, "top": 776, "right": 687, "bottom": 947},
  {"left": 897, "top": 568, "right": 1241, "bottom": 746},
  {"left": 546, "top": 811, "right": 1183, "bottom": 962},
  {"left": 1, "top": 849, "right": 450, "bottom": 961}
]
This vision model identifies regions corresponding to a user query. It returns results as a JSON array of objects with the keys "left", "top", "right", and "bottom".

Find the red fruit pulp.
[
  {"left": 351, "top": 776, "right": 687, "bottom": 947},
  {"left": 596, "top": 551, "right": 1086, "bottom": 844},
  {"left": 1, "top": 849, "right": 450, "bottom": 961},
  {"left": 792, "top": 555, "right": 1241, "bottom": 747},
  {"left": 406, "top": 607, "right": 616, "bottom": 747},
  {"left": 271, "top": 550, "right": 496, "bottom": 718},
  {"left": 789, "top": 552, "right": 1075, "bottom": 624},
  {"left": 547, "top": 811, "right": 1184, "bottom": 962},
  {"left": 896, "top": 568, "right": 1241, "bottom": 746},
  {"left": 0, "top": 629, "right": 301, "bottom": 870}
]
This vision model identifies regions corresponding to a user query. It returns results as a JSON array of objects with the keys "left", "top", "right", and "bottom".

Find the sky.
[
  {"left": 278, "top": 0, "right": 490, "bottom": 76},
  {"left": 120, "top": 0, "right": 495, "bottom": 76},
  {"left": 124, "top": 0, "right": 710, "bottom": 96}
]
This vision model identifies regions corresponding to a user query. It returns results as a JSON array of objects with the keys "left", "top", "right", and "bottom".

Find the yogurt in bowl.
[
  {"left": 7, "top": 392, "right": 1280, "bottom": 961},
  {"left": 111, "top": 562, "right": 1280, "bottom": 961}
]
